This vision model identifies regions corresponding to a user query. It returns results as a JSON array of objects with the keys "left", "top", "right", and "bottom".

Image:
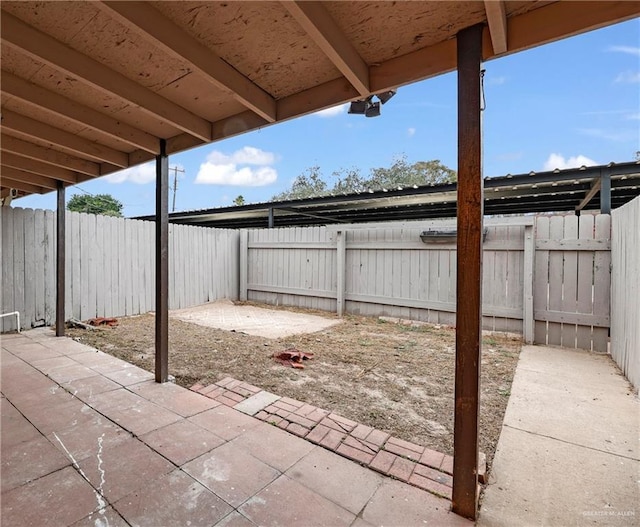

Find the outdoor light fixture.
[
  {"left": 348, "top": 90, "right": 397, "bottom": 117},
  {"left": 365, "top": 101, "right": 380, "bottom": 118}
]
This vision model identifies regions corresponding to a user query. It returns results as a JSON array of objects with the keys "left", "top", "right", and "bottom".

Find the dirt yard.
[{"left": 68, "top": 302, "right": 521, "bottom": 469}]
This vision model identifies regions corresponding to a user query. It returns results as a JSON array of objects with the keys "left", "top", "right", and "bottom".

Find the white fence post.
[
  {"left": 239, "top": 229, "right": 248, "bottom": 301},
  {"left": 336, "top": 230, "right": 346, "bottom": 316},
  {"left": 523, "top": 224, "right": 534, "bottom": 343}
]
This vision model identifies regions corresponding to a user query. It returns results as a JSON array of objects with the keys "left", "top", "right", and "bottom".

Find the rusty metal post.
[
  {"left": 56, "top": 181, "right": 65, "bottom": 337},
  {"left": 155, "top": 139, "right": 169, "bottom": 383},
  {"left": 452, "top": 23, "right": 484, "bottom": 520}
]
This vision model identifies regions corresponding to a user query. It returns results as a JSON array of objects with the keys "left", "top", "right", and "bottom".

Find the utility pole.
[{"left": 170, "top": 166, "right": 185, "bottom": 212}]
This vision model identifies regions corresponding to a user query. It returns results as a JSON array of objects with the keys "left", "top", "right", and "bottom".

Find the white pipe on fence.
[{"left": 0, "top": 311, "right": 21, "bottom": 332}]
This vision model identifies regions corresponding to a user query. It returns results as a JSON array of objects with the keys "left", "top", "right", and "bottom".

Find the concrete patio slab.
[
  {"left": 1, "top": 329, "right": 469, "bottom": 527},
  {"left": 171, "top": 299, "right": 341, "bottom": 338},
  {"left": 479, "top": 345, "right": 640, "bottom": 527}
]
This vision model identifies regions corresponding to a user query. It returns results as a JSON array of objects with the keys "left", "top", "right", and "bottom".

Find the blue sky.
[{"left": 17, "top": 18, "right": 640, "bottom": 217}]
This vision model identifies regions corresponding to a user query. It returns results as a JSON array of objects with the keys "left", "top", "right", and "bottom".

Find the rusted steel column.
[
  {"left": 452, "top": 23, "right": 484, "bottom": 520},
  {"left": 155, "top": 139, "right": 169, "bottom": 383},
  {"left": 56, "top": 181, "right": 65, "bottom": 337}
]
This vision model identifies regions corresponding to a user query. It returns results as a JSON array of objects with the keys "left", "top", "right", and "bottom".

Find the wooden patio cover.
[{"left": 1, "top": 1, "right": 637, "bottom": 521}]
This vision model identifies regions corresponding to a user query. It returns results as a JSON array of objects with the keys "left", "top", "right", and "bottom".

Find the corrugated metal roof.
[{"left": 136, "top": 161, "right": 640, "bottom": 228}]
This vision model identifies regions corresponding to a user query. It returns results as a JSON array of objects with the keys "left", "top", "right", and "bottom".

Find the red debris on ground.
[
  {"left": 87, "top": 317, "right": 119, "bottom": 327},
  {"left": 273, "top": 348, "right": 314, "bottom": 369}
]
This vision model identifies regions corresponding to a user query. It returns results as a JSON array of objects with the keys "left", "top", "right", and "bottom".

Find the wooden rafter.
[
  {"left": 484, "top": 1, "right": 508, "bottom": 55},
  {"left": 1, "top": 152, "right": 79, "bottom": 184},
  {"left": 282, "top": 1, "right": 370, "bottom": 96},
  {"left": 98, "top": 1, "right": 277, "bottom": 123},
  {"left": 0, "top": 11, "right": 212, "bottom": 142},
  {"left": 2, "top": 72, "right": 159, "bottom": 154},
  {"left": 0, "top": 172, "right": 46, "bottom": 194},
  {"left": 0, "top": 165, "right": 60, "bottom": 189},
  {"left": 1, "top": 110, "right": 129, "bottom": 167},
  {"left": 0, "top": 134, "right": 101, "bottom": 177}
]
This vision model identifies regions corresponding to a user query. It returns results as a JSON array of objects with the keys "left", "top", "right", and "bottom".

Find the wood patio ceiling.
[{"left": 1, "top": 1, "right": 638, "bottom": 198}]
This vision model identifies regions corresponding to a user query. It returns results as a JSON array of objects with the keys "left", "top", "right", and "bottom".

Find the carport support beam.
[
  {"left": 452, "top": 23, "right": 483, "bottom": 521},
  {"left": 155, "top": 139, "right": 169, "bottom": 383},
  {"left": 56, "top": 181, "right": 65, "bottom": 337},
  {"left": 600, "top": 169, "right": 611, "bottom": 214}
]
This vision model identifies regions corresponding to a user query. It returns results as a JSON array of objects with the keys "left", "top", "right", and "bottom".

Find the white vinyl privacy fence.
[
  {"left": 611, "top": 196, "right": 640, "bottom": 390},
  {"left": 0, "top": 207, "right": 239, "bottom": 332},
  {"left": 241, "top": 214, "right": 612, "bottom": 352}
]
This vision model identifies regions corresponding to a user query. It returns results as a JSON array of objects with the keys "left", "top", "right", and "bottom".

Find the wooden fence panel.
[
  {"left": 611, "top": 196, "right": 640, "bottom": 389},
  {"left": 1, "top": 207, "right": 239, "bottom": 330},
  {"left": 533, "top": 213, "right": 610, "bottom": 352}
]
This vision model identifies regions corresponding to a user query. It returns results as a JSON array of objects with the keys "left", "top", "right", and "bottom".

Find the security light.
[
  {"left": 376, "top": 90, "right": 396, "bottom": 104},
  {"left": 365, "top": 101, "right": 381, "bottom": 118},
  {"left": 348, "top": 90, "right": 397, "bottom": 118},
  {"left": 348, "top": 99, "right": 369, "bottom": 114}
]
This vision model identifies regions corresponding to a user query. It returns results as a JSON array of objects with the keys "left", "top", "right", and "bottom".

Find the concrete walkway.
[
  {"left": 1, "top": 328, "right": 468, "bottom": 527},
  {"left": 479, "top": 345, "right": 640, "bottom": 527}
]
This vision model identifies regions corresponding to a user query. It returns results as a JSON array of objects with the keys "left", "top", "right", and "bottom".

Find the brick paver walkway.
[
  {"left": 191, "top": 378, "right": 486, "bottom": 501},
  {"left": 1, "top": 328, "right": 472, "bottom": 527}
]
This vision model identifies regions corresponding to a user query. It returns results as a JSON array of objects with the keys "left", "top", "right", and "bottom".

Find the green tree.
[
  {"left": 368, "top": 156, "right": 456, "bottom": 189},
  {"left": 271, "top": 156, "right": 456, "bottom": 201},
  {"left": 67, "top": 194, "right": 123, "bottom": 217},
  {"left": 272, "top": 165, "right": 328, "bottom": 201},
  {"left": 233, "top": 195, "right": 246, "bottom": 206}
]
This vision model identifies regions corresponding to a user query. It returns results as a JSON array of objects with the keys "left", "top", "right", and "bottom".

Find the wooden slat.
[
  {"left": 546, "top": 216, "right": 564, "bottom": 345},
  {"left": 484, "top": 1, "right": 508, "bottom": 54},
  {"left": 575, "top": 214, "right": 595, "bottom": 349},
  {"left": 534, "top": 310, "right": 609, "bottom": 328},
  {"left": 1, "top": 166, "right": 59, "bottom": 190},
  {"left": 535, "top": 239, "right": 611, "bottom": 251},
  {"left": 560, "top": 215, "right": 579, "bottom": 348},
  {"left": 592, "top": 215, "right": 611, "bottom": 352},
  {"left": 2, "top": 209, "right": 15, "bottom": 331}
]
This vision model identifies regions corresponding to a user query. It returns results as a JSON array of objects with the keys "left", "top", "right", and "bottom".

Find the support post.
[
  {"left": 56, "top": 181, "right": 66, "bottom": 336},
  {"left": 336, "top": 230, "right": 346, "bottom": 316},
  {"left": 268, "top": 207, "right": 275, "bottom": 228},
  {"left": 155, "top": 139, "right": 169, "bottom": 383},
  {"left": 452, "top": 23, "right": 483, "bottom": 521},
  {"left": 600, "top": 169, "right": 611, "bottom": 214},
  {"left": 523, "top": 225, "right": 535, "bottom": 344},
  {"left": 239, "top": 229, "right": 248, "bottom": 301}
]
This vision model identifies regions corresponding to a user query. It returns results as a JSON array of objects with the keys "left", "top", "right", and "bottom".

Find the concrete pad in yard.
[
  {"left": 171, "top": 300, "right": 341, "bottom": 338},
  {"left": 503, "top": 346, "right": 639, "bottom": 459},
  {"left": 479, "top": 426, "right": 640, "bottom": 527}
]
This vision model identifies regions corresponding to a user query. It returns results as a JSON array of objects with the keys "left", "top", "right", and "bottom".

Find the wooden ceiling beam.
[
  {"left": 98, "top": 1, "right": 277, "bottom": 123},
  {"left": 0, "top": 171, "right": 47, "bottom": 194},
  {"left": 371, "top": 1, "right": 639, "bottom": 92},
  {"left": 0, "top": 165, "right": 60, "bottom": 189},
  {"left": 1, "top": 110, "right": 129, "bottom": 168},
  {"left": 0, "top": 11, "right": 212, "bottom": 141},
  {"left": 2, "top": 72, "right": 160, "bottom": 154},
  {"left": 484, "top": 1, "right": 508, "bottom": 55},
  {"left": 282, "top": 1, "right": 370, "bottom": 96},
  {"left": 1, "top": 152, "right": 79, "bottom": 185},
  {"left": 0, "top": 134, "right": 101, "bottom": 177}
]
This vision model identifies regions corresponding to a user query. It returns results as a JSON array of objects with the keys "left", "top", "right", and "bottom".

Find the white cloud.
[
  {"left": 614, "top": 70, "right": 640, "bottom": 83},
  {"left": 607, "top": 45, "right": 640, "bottom": 57},
  {"left": 407, "top": 127, "right": 416, "bottom": 137},
  {"left": 206, "top": 146, "right": 275, "bottom": 166},
  {"left": 105, "top": 162, "right": 156, "bottom": 184},
  {"left": 315, "top": 104, "right": 348, "bottom": 118},
  {"left": 195, "top": 146, "right": 278, "bottom": 186},
  {"left": 543, "top": 153, "right": 598, "bottom": 171}
]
